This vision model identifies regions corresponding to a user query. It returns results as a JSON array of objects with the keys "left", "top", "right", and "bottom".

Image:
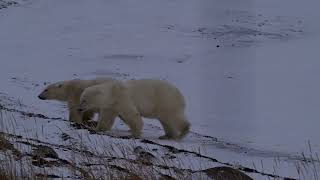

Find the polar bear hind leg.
[
  {"left": 176, "top": 114, "right": 190, "bottom": 139},
  {"left": 158, "top": 115, "right": 180, "bottom": 139},
  {"left": 159, "top": 112, "right": 190, "bottom": 140}
]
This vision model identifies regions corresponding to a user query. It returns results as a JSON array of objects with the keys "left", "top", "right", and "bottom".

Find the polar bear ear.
[{"left": 54, "top": 82, "right": 62, "bottom": 88}]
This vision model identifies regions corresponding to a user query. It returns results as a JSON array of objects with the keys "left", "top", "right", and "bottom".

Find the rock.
[
  {"left": 32, "top": 145, "right": 58, "bottom": 159},
  {"left": 0, "top": 136, "right": 21, "bottom": 158},
  {"left": 0, "top": 136, "right": 14, "bottom": 151},
  {"left": 36, "top": 174, "right": 61, "bottom": 179},
  {"left": 32, "top": 157, "right": 49, "bottom": 167},
  {"left": 124, "top": 174, "right": 142, "bottom": 180},
  {"left": 133, "top": 146, "right": 156, "bottom": 165},
  {"left": 203, "top": 166, "right": 253, "bottom": 180},
  {"left": 159, "top": 174, "right": 176, "bottom": 180}
]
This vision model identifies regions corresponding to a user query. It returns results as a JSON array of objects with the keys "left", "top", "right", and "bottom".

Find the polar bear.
[
  {"left": 78, "top": 79, "right": 190, "bottom": 139},
  {"left": 38, "top": 78, "right": 115, "bottom": 123}
]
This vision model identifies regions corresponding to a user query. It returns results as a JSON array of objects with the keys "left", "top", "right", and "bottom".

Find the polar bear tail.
[{"left": 178, "top": 120, "right": 190, "bottom": 139}]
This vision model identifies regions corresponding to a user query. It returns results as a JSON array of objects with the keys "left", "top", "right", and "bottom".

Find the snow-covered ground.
[{"left": 1, "top": 0, "right": 320, "bottom": 179}]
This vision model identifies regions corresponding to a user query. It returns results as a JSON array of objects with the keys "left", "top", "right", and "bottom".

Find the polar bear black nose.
[{"left": 38, "top": 95, "right": 45, "bottom": 100}]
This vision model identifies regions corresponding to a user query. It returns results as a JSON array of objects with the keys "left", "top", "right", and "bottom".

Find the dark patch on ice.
[
  {"left": 10, "top": 76, "right": 40, "bottom": 91},
  {"left": 164, "top": 24, "right": 175, "bottom": 30},
  {"left": 191, "top": 24, "right": 300, "bottom": 48},
  {"left": 60, "top": 132, "right": 73, "bottom": 141},
  {"left": 103, "top": 54, "right": 144, "bottom": 61},
  {"left": 0, "top": 0, "right": 17, "bottom": 10},
  {"left": 0, "top": 92, "right": 27, "bottom": 109},
  {"left": 173, "top": 54, "right": 191, "bottom": 64},
  {"left": 197, "top": 25, "right": 285, "bottom": 38},
  {"left": 90, "top": 70, "right": 129, "bottom": 78},
  {"left": 164, "top": 12, "right": 304, "bottom": 47}
]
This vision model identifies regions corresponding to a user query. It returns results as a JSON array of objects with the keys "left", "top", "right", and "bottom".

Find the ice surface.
[{"left": 0, "top": 0, "right": 320, "bottom": 179}]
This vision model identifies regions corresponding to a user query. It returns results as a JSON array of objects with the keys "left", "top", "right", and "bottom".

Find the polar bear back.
[
  {"left": 67, "top": 78, "right": 115, "bottom": 92},
  {"left": 125, "top": 79, "right": 185, "bottom": 118}
]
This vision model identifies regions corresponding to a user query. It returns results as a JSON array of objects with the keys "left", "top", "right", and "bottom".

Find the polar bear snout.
[
  {"left": 38, "top": 93, "right": 46, "bottom": 100},
  {"left": 38, "top": 88, "right": 49, "bottom": 100},
  {"left": 38, "top": 95, "right": 45, "bottom": 100}
]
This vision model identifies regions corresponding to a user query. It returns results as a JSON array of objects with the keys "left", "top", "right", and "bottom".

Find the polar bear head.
[
  {"left": 38, "top": 81, "right": 69, "bottom": 101},
  {"left": 78, "top": 82, "right": 118, "bottom": 113}
]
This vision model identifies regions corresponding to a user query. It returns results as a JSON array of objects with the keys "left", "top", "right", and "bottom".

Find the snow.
[{"left": 0, "top": 0, "right": 320, "bottom": 179}]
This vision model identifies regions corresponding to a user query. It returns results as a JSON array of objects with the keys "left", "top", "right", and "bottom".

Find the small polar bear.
[
  {"left": 38, "top": 78, "right": 115, "bottom": 123},
  {"left": 78, "top": 79, "right": 190, "bottom": 139}
]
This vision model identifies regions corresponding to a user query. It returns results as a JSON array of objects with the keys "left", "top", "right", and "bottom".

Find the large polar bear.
[
  {"left": 78, "top": 79, "right": 190, "bottom": 139},
  {"left": 38, "top": 78, "right": 115, "bottom": 123}
]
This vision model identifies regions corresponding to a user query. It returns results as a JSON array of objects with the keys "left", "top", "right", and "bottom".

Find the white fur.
[
  {"left": 79, "top": 79, "right": 190, "bottom": 139},
  {"left": 38, "top": 78, "right": 115, "bottom": 123}
]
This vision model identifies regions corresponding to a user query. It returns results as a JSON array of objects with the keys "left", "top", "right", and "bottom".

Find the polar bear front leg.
[
  {"left": 96, "top": 109, "right": 117, "bottom": 131},
  {"left": 82, "top": 110, "right": 95, "bottom": 122},
  {"left": 68, "top": 97, "right": 82, "bottom": 123},
  {"left": 69, "top": 107, "right": 83, "bottom": 123},
  {"left": 117, "top": 106, "right": 143, "bottom": 138}
]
